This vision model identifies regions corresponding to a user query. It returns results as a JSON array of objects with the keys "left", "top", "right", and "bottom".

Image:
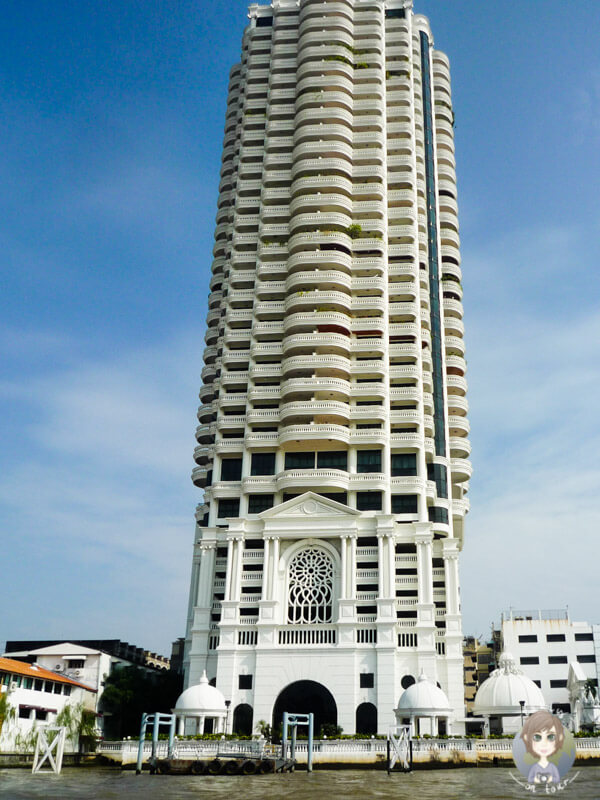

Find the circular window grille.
[{"left": 288, "top": 546, "right": 334, "bottom": 624}]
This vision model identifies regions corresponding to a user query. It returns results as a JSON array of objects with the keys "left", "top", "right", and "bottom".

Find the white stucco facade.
[{"left": 185, "top": 0, "right": 470, "bottom": 736}]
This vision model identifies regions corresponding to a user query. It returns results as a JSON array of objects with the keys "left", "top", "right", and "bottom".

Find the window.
[
  {"left": 67, "top": 659, "right": 85, "bottom": 670},
  {"left": 427, "top": 463, "right": 448, "bottom": 498},
  {"left": 575, "top": 633, "right": 594, "bottom": 642},
  {"left": 577, "top": 654, "right": 596, "bottom": 663},
  {"left": 317, "top": 451, "right": 348, "bottom": 470},
  {"left": 520, "top": 657, "right": 539, "bottom": 665},
  {"left": 392, "top": 494, "right": 418, "bottom": 514},
  {"left": 217, "top": 498, "right": 240, "bottom": 518},
  {"left": 35, "top": 709, "right": 48, "bottom": 721},
  {"left": 256, "top": 15, "right": 273, "bottom": 26},
  {"left": 238, "top": 674, "right": 253, "bottom": 690},
  {"left": 428, "top": 506, "right": 449, "bottom": 524},
  {"left": 518, "top": 635, "right": 538, "bottom": 643},
  {"left": 533, "top": 680, "right": 542, "bottom": 688},
  {"left": 360, "top": 673, "right": 374, "bottom": 689},
  {"left": 546, "top": 634, "right": 566, "bottom": 643},
  {"left": 288, "top": 546, "right": 333, "bottom": 624},
  {"left": 357, "top": 450, "right": 381, "bottom": 473},
  {"left": 220, "top": 458, "right": 242, "bottom": 481},
  {"left": 34, "top": 679, "right": 43, "bottom": 691},
  {"left": 251, "top": 452, "right": 275, "bottom": 476},
  {"left": 53, "top": 683, "right": 62, "bottom": 694},
  {"left": 385, "top": 8, "right": 405, "bottom": 18},
  {"left": 248, "top": 494, "right": 274, "bottom": 514},
  {"left": 285, "top": 452, "right": 314, "bottom": 470},
  {"left": 63, "top": 686, "right": 71, "bottom": 696},
  {"left": 356, "top": 492, "right": 382, "bottom": 511},
  {"left": 548, "top": 655, "right": 568, "bottom": 664},
  {"left": 550, "top": 680, "right": 567, "bottom": 688},
  {"left": 43, "top": 682, "right": 53, "bottom": 693},
  {"left": 391, "top": 453, "right": 417, "bottom": 476},
  {"left": 19, "top": 706, "right": 31, "bottom": 719}
]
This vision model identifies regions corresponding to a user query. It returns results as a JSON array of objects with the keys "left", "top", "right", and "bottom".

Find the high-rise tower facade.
[{"left": 185, "top": 0, "right": 471, "bottom": 737}]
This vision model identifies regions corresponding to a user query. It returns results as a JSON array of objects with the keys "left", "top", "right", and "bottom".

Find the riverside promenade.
[{"left": 97, "top": 737, "right": 600, "bottom": 768}]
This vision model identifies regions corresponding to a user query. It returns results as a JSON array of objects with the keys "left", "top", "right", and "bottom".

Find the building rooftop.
[{"left": 0, "top": 656, "right": 96, "bottom": 692}]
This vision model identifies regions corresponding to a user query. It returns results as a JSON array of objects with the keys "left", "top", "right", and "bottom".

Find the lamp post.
[{"left": 519, "top": 700, "right": 525, "bottom": 728}]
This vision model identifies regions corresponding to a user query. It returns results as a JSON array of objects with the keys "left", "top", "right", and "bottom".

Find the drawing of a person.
[{"left": 521, "top": 710, "right": 564, "bottom": 785}]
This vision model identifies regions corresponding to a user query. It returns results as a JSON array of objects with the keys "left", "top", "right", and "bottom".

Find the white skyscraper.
[{"left": 185, "top": 0, "right": 470, "bottom": 737}]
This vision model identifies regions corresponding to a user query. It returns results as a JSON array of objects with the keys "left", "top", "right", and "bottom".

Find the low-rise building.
[
  {"left": 0, "top": 657, "right": 96, "bottom": 753},
  {"left": 499, "top": 609, "right": 598, "bottom": 714}
]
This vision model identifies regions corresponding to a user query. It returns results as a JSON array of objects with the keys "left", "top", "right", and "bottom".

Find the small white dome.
[
  {"left": 175, "top": 671, "right": 226, "bottom": 715},
  {"left": 397, "top": 672, "right": 451, "bottom": 713},
  {"left": 473, "top": 652, "right": 546, "bottom": 716}
]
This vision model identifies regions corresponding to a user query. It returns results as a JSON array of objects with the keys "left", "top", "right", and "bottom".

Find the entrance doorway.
[{"left": 272, "top": 680, "right": 337, "bottom": 736}]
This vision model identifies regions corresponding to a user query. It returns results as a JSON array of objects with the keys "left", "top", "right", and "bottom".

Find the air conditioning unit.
[
  {"left": 55, "top": 664, "right": 63, "bottom": 672},
  {"left": 74, "top": 670, "right": 81, "bottom": 677},
  {"left": 10, "top": 682, "right": 18, "bottom": 691}
]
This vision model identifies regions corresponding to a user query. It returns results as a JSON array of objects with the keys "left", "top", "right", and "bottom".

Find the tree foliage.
[{"left": 99, "top": 666, "right": 182, "bottom": 739}]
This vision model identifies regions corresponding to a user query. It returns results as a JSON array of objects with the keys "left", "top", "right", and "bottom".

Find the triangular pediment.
[{"left": 259, "top": 491, "right": 360, "bottom": 519}]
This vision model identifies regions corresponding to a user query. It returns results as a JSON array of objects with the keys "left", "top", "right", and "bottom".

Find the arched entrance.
[
  {"left": 356, "top": 702, "right": 377, "bottom": 735},
  {"left": 233, "top": 703, "right": 253, "bottom": 736},
  {"left": 272, "top": 680, "right": 337, "bottom": 737}
]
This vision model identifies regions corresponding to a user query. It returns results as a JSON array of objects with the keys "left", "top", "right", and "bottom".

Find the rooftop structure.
[{"left": 185, "top": 0, "right": 470, "bottom": 736}]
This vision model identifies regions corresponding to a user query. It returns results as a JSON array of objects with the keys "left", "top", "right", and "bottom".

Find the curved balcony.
[
  {"left": 193, "top": 445, "right": 213, "bottom": 465},
  {"left": 389, "top": 364, "right": 420, "bottom": 382},
  {"left": 291, "top": 175, "right": 353, "bottom": 200},
  {"left": 445, "top": 354, "right": 466, "bottom": 375},
  {"left": 276, "top": 468, "right": 350, "bottom": 493},
  {"left": 451, "top": 458, "right": 472, "bottom": 483},
  {"left": 445, "top": 335, "right": 465, "bottom": 358},
  {"left": 282, "top": 354, "right": 351, "bottom": 377},
  {"left": 350, "top": 429, "right": 388, "bottom": 446},
  {"left": 283, "top": 311, "right": 351, "bottom": 334},
  {"left": 450, "top": 436, "right": 471, "bottom": 459},
  {"left": 288, "top": 229, "right": 353, "bottom": 254},
  {"left": 280, "top": 400, "right": 350, "bottom": 424},
  {"left": 199, "top": 384, "right": 217, "bottom": 403},
  {"left": 389, "top": 432, "right": 421, "bottom": 449},
  {"left": 289, "top": 191, "right": 353, "bottom": 216},
  {"left": 351, "top": 406, "right": 387, "bottom": 423},
  {"left": 294, "top": 104, "right": 353, "bottom": 129},
  {"left": 241, "top": 475, "right": 277, "bottom": 494},
  {"left": 246, "top": 409, "right": 280, "bottom": 425},
  {"left": 250, "top": 342, "right": 283, "bottom": 361},
  {"left": 296, "top": 74, "right": 354, "bottom": 99},
  {"left": 299, "top": 1, "right": 353, "bottom": 23},
  {"left": 279, "top": 424, "right": 350, "bottom": 446},
  {"left": 286, "top": 269, "right": 352, "bottom": 293},
  {"left": 291, "top": 156, "right": 353, "bottom": 182},
  {"left": 390, "top": 475, "right": 425, "bottom": 493},
  {"left": 442, "top": 297, "right": 463, "bottom": 318},
  {"left": 191, "top": 466, "right": 209, "bottom": 488},
  {"left": 352, "top": 338, "right": 386, "bottom": 358},
  {"left": 296, "top": 57, "right": 354, "bottom": 83},
  {"left": 390, "top": 409, "right": 420, "bottom": 426},
  {"left": 196, "top": 423, "right": 217, "bottom": 444},
  {"left": 352, "top": 381, "right": 386, "bottom": 399},
  {"left": 294, "top": 123, "right": 354, "bottom": 149},
  {"left": 285, "top": 290, "right": 352, "bottom": 315},
  {"left": 197, "top": 403, "right": 216, "bottom": 424},
  {"left": 447, "top": 394, "right": 468, "bottom": 415},
  {"left": 349, "top": 473, "right": 387, "bottom": 492},
  {"left": 295, "top": 90, "right": 353, "bottom": 114},
  {"left": 452, "top": 497, "right": 470, "bottom": 518},
  {"left": 244, "top": 431, "right": 279, "bottom": 449},
  {"left": 444, "top": 317, "right": 464, "bottom": 338},
  {"left": 351, "top": 359, "right": 386, "bottom": 377},
  {"left": 352, "top": 296, "right": 385, "bottom": 315},
  {"left": 248, "top": 385, "right": 281, "bottom": 402},
  {"left": 298, "top": 28, "right": 353, "bottom": 52},
  {"left": 283, "top": 332, "right": 351, "bottom": 357},
  {"left": 350, "top": 318, "right": 385, "bottom": 336},
  {"left": 299, "top": 13, "right": 353, "bottom": 37},
  {"left": 289, "top": 211, "right": 352, "bottom": 235},
  {"left": 448, "top": 415, "right": 470, "bottom": 437},
  {"left": 281, "top": 376, "right": 350, "bottom": 400}
]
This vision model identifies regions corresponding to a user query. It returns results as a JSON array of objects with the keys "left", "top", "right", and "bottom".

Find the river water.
[{"left": 1, "top": 767, "right": 599, "bottom": 799}]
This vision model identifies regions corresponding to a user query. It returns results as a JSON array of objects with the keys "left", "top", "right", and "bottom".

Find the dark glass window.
[
  {"left": 317, "top": 451, "right": 348, "bottom": 470},
  {"left": 285, "top": 452, "right": 314, "bottom": 470},
  {"left": 220, "top": 458, "right": 242, "bottom": 481},
  {"left": 427, "top": 463, "right": 448, "bottom": 498},
  {"left": 67, "top": 659, "right": 85, "bottom": 669},
  {"left": 533, "top": 680, "right": 542, "bottom": 688},
  {"left": 546, "top": 634, "right": 566, "bottom": 643},
  {"left": 357, "top": 450, "right": 381, "bottom": 473},
  {"left": 360, "top": 673, "right": 374, "bottom": 688},
  {"left": 318, "top": 492, "right": 348, "bottom": 504},
  {"left": 391, "top": 453, "right": 417, "bottom": 476},
  {"left": 256, "top": 16, "right": 273, "bottom": 27},
  {"left": 35, "top": 709, "right": 48, "bottom": 720},
  {"left": 356, "top": 492, "right": 382, "bottom": 511},
  {"left": 575, "top": 633, "right": 594, "bottom": 642},
  {"left": 239, "top": 674, "right": 253, "bottom": 689},
  {"left": 63, "top": 685, "right": 71, "bottom": 696},
  {"left": 392, "top": 494, "right": 418, "bottom": 514},
  {"left": 548, "top": 656, "right": 568, "bottom": 664},
  {"left": 385, "top": 8, "right": 405, "bottom": 18},
  {"left": 550, "top": 680, "right": 568, "bottom": 688},
  {"left": 251, "top": 452, "right": 276, "bottom": 476},
  {"left": 218, "top": 498, "right": 240, "bottom": 518},
  {"left": 34, "top": 679, "right": 43, "bottom": 691},
  {"left": 428, "top": 506, "right": 449, "bottom": 524},
  {"left": 19, "top": 706, "right": 31, "bottom": 719},
  {"left": 577, "top": 654, "right": 596, "bottom": 663},
  {"left": 518, "top": 635, "right": 538, "bottom": 643},
  {"left": 520, "top": 657, "right": 539, "bottom": 665},
  {"left": 248, "top": 494, "right": 274, "bottom": 514},
  {"left": 23, "top": 678, "right": 33, "bottom": 689}
]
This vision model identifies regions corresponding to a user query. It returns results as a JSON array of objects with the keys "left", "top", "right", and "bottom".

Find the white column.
[
  {"left": 197, "top": 543, "right": 217, "bottom": 608},
  {"left": 224, "top": 538, "right": 234, "bottom": 601},
  {"left": 269, "top": 536, "right": 280, "bottom": 602},
  {"left": 443, "top": 551, "right": 460, "bottom": 615},
  {"left": 349, "top": 534, "right": 357, "bottom": 599},
  {"left": 261, "top": 537, "right": 271, "bottom": 601},
  {"left": 415, "top": 534, "right": 433, "bottom": 605},
  {"left": 341, "top": 536, "right": 348, "bottom": 599}
]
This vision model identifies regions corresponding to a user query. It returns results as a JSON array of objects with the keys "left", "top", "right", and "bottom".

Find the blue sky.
[{"left": 1, "top": 1, "right": 599, "bottom": 655}]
